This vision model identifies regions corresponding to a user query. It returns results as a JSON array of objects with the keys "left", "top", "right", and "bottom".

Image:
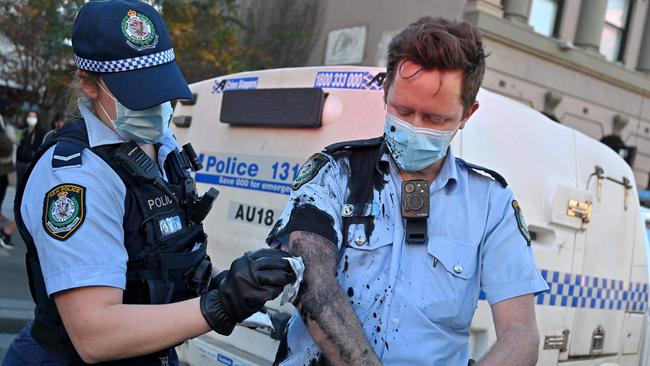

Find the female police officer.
[{"left": 2, "top": 1, "right": 296, "bottom": 365}]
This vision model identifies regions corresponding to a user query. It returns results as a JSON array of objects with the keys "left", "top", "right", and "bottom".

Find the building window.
[
  {"left": 529, "top": 0, "right": 563, "bottom": 37},
  {"left": 599, "top": 0, "right": 632, "bottom": 62}
]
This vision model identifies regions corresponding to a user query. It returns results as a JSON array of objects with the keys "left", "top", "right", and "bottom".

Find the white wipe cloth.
[
  {"left": 240, "top": 311, "right": 275, "bottom": 330},
  {"left": 280, "top": 256, "right": 304, "bottom": 305},
  {"left": 239, "top": 256, "right": 304, "bottom": 330}
]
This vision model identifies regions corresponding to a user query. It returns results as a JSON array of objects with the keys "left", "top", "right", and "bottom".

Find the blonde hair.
[{"left": 65, "top": 70, "right": 101, "bottom": 118}]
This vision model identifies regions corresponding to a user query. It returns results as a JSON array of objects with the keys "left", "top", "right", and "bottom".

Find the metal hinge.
[
  {"left": 591, "top": 325, "right": 605, "bottom": 354},
  {"left": 567, "top": 200, "right": 592, "bottom": 223},
  {"left": 544, "top": 329, "right": 569, "bottom": 351}
]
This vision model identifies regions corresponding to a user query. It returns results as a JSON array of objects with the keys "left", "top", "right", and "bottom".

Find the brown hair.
[
  {"left": 385, "top": 17, "right": 486, "bottom": 114},
  {"left": 65, "top": 70, "right": 101, "bottom": 118}
]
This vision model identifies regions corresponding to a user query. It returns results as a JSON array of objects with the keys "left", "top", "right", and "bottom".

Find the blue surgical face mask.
[
  {"left": 97, "top": 83, "right": 172, "bottom": 144},
  {"left": 384, "top": 112, "right": 458, "bottom": 172}
]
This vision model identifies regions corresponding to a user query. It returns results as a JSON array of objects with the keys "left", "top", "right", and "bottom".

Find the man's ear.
[
  {"left": 382, "top": 80, "right": 389, "bottom": 104},
  {"left": 459, "top": 101, "right": 479, "bottom": 130}
]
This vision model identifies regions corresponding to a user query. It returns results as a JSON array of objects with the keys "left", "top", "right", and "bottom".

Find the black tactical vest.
[{"left": 15, "top": 119, "right": 213, "bottom": 365}]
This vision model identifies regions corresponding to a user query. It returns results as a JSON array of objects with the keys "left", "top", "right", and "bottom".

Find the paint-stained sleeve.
[
  {"left": 266, "top": 153, "right": 345, "bottom": 249},
  {"left": 21, "top": 146, "right": 128, "bottom": 296},
  {"left": 480, "top": 187, "right": 550, "bottom": 305}
]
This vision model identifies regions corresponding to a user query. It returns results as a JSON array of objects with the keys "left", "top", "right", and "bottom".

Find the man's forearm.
[
  {"left": 289, "top": 231, "right": 381, "bottom": 366},
  {"left": 476, "top": 323, "right": 539, "bottom": 366}
]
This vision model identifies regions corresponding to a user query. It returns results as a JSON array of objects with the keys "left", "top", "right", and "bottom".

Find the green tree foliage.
[
  {"left": 0, "top": 0, "right": 324, "bottom": 117},
  {"left": 0, "top": 0, "right": 84, "bottom": 120},
  {"left": 158, "top": 0, "right": 325, "bottom": 83},
  {"left": 241, "top": 0, "right": 326, "bottom": 69},
  {"left": 158, "top": 0, "right": 267, "bottom": 83}
]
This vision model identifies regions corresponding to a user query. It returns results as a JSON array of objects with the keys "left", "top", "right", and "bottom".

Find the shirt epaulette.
[
  {"left": 47, "top": 119, "right": 89, "bottom": 169},
  {"left": 324, "top": 136, "right": 384, "bottom": 155},
  {"left": 456, "top": 158, "right": 508, "bottom": 188},
  {"left": 51, "top": 141, "right": 85, "bottom": 169}
]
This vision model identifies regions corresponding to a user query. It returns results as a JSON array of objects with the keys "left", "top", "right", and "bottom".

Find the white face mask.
[
  {"left": 26, "top": 116, "right": 38, "bottom": 127},
  {"left": 383, "top": 112, "right": 459, "bottom": 172},
  {"left": 96, "top": 83, "right": 172, "bottom": 145}
]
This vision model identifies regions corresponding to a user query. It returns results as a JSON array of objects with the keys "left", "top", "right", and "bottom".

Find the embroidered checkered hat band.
[{"left": 75, "top": 48, "right": 175, "bottom": 73}]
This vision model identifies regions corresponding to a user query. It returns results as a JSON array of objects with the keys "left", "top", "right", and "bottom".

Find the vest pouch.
[
  {"left": 146, "top": 279, "right": 174, "bottom": 305},
  {"left": 151, "top": 217, "right": 205, "bottom": 254},
  {"left": 148, "top": 240, "right": 209, "bottom": 303}
]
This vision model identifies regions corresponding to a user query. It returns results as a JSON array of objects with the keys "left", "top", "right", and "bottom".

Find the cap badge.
[{"left": 121, "top": 9, "right": 159, "bottom": 51}]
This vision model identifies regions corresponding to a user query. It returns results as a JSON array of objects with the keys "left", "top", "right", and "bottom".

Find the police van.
[{"left": 170, "top": 66, "right": 650, "bottom": 366}]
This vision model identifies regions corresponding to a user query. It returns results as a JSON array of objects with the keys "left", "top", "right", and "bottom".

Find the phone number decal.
[{"left": 314, "top": 71, "right": 382, "bottom": 91}]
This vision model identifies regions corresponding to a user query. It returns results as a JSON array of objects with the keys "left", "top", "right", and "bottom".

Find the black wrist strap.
[
  {"left": 405, "top": 218, "right": 427, "bottom": 244},
  {"left": 200, "top": 290, "right": 236, "bottom": 335}
]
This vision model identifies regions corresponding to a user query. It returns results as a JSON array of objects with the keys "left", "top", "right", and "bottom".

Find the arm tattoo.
[{"left": 288, "top": 231, "right": 380, "bottom": 366}]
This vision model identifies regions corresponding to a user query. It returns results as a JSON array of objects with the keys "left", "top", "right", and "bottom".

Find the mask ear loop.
[{"left": 95, "top": 81, "right": 117, "bottom": 123}]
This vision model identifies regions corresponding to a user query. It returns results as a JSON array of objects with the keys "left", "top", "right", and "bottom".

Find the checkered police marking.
[
  {"left": 314, "top": 71, "right": 383, "bottom": 90},
  {"left": 479, "top": 269, "right": 649, "bottom": 313},
  {"left": 74, "top": 48, "right": 175, "bottom": 73}
]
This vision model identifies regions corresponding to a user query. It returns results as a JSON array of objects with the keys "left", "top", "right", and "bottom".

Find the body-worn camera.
[
  {"left": 401, "top": 180, "right": 429, "bottom": 218},
  {"left": 401, "top": 180, "right": 429, "bottom": 244}
]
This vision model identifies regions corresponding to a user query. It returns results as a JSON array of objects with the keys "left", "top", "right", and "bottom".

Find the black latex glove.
[
  {"left": 208, "top": 269, "right": 229, "bottom": 292},
  {"left": 200, "top": 248, "right": 297, "bottom": 335}
]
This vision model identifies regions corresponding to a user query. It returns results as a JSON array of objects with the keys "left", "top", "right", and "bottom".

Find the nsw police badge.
[
  {"left": 43, "top": 184, "right": 86, "bottom": 241},
  {"left": 292, "top": 153, "right": 328, "bottom": 190},
  {"left": 121, "top": 9, "right": 158, "bottom": 51},
  {"left": 512, "top": 200, "right": 531, "bottom": 246}
]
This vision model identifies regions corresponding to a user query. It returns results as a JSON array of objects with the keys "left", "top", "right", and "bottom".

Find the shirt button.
[
  {"left": 355, "top": 235, "right": 366, "bottom": 245},
  {"left": 343, "top": 205, "right": 353, "bottom": 217},
  {"left": 400, "top": 275, "right": 405, "bottom": 282},
  {"left": 453, "top": 264, "right": 463, "bottom": 274},
  {"left": 392, "top": 318, "right": 399, "bottom": 326}
]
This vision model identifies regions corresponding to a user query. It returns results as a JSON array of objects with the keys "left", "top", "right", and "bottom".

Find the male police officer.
[
  {"left": 267, "top": 17, "right": 549, "bottom": 366},
  {"left": 3, "top": 1, "right": 295, "bottom": 365}
]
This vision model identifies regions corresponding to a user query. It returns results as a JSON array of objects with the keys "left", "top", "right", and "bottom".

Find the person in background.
[
  {"left": 50, "top": 112, "right": 65, "bottom": 130},
  {"left": 0, "top": 97, "right": 14, "bottom": 249},
  {"left": 16, "top": 109, "right": 47, "bottom": 183},
  {"left": 0, "top": 109, "right": 47, "bottom": 249}
]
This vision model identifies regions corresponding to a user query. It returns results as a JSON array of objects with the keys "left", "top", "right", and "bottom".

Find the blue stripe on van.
[{"left": 479, "top": 270, "right": 648, "bottom": 312}]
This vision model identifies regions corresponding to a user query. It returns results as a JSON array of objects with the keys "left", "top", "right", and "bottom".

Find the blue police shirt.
[
  {"left": 268, "top": 146, "right": 550, "bottom": 365},
  {"left": 20, "top": 98, "right": 179, "bottom": 296}
]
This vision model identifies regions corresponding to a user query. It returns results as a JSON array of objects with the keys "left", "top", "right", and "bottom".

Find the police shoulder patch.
[
  {"left": 512, "top": 200, "right": 531, "bottom": 245},
  {"left": 43, "top": 183, "right": 86, "bottom": 241},
  {"left": 292, "top": 153, "right": 329, "bottom": 191}
]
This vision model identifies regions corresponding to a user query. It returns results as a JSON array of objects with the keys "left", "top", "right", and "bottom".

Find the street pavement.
[{"left": 0, "top": 185, "right": 34, "bottom": 361}]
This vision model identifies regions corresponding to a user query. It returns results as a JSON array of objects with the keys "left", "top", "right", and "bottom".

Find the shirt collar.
[
  {"left": 431, "top": 147, "right": 458, "bottom": 194},
  {"left": 77, "top": 98, "right": 124, "bottom": 148},
  {"left": 77, "top": 98, "right": 178, "bottom": 177},
  {"left": 382, "top": 144, "right": 459, "bottom": 194}
]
